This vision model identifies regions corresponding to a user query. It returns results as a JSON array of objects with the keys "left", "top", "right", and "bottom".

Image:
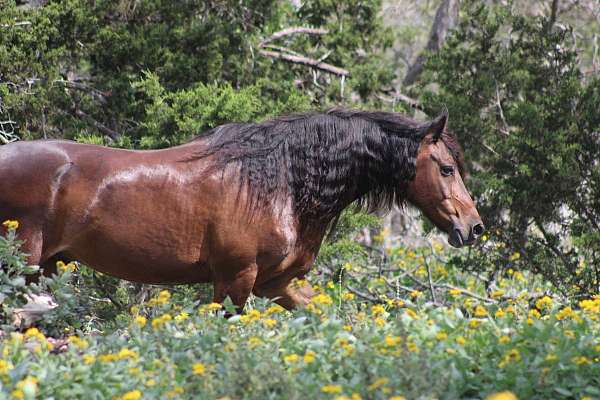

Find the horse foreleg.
[
  {"left": 254, "top": 282, "right": 315, "bottom": 311},
  {"left": 10, "top": 226, "right": 45, "bottom": 284},
  {"left": 212, "top": 263, "right": 258, "bottom": 313}
]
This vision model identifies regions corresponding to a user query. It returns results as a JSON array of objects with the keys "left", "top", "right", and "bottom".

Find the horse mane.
[{"left": 187, "top": 109, "right": 464, "bottom": 224}]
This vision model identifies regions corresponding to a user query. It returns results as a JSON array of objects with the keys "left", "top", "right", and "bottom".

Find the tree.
[
  {"left": 420, "top": 1, "right": 600, "bottom": 296},
  {"left": 0, "top": 0, "right": 395, "bottom": 147}
]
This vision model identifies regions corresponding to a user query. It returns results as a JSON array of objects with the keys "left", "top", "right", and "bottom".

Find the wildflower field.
[{"left": 1, "top": 220, "right": 599, "bottom": 400}]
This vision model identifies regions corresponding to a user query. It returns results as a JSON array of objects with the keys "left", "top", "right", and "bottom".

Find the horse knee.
[{"left": 212, "top": 264, "right": 258, "bottom": 309}]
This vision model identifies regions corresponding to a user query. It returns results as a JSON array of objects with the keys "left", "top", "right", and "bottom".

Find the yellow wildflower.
[
  {"left": 371, "top": 304, "right": 386, "bottom": 316},
  {"left": 435, "top": 332, "right": 448, "bottom": 341},
  {"left": 262, "top": 318, "right": 277, "bottom": 328},
  {"left": 148, "top": 290, "right": 171, "bottom": 307},
  {"left": 545, "top": 354, "right": 558, "bottom": 362},
  {"left": 485, "top": 391, "right": 518, "bottom": 400},
  {"left": 389, "top": 397, "right": 407, "bottom": 400},
  {"left": 469, "top": 319, "right": 482, "bottom": 329},
  {"left": 404, "top": 309, "right": 418, "bottom": 319},
  {"left": 192, "top": 362, "right": 206, "bottom": 376},
  {"left": 303, "top": 350, "right": 316, "bottom": 364},
  {"left": 491, "top": 289, "right": 505, "bottom": 299},
  {"left": 495, "top": 308, "right": 506, "bottom": 318},
  {"left": 474, "top": 305, "right": 488, "bottom": 317},
  {"left": 0, "top": 360, "right": 14, "bottom": 375},
  {"left": 311, "top": 293, "right": 333, "bottom": 306},
  {"left": 535, "top": 296, "right": 553, "bottom": 311},
  {"left": 15, "top": 376, "right": 38, "bottom": 398},
  {"left": 456, "top": 336, "right": 466, "bottom": 346},
  {"left": 265, "top": 305, "right": 284, "bottom": 315},
  {"left": 508, "top": 252, "right": 521, "bottom": 262},
  {"left": 240, "top": 309, "right": 261, "bottom": 324},
  {"left": 556, "top": 306, "right": 577, "bottom": 321},
  {"left": 449, "top": 288, "right": 462, "bottom": 296},
  {"left": 283, "top": 354, "right": 299, "bottom": 363},
  {"left": 499, "top": 349, "right": 521, "bottom": 368},
  {"left": 174, "top": 312, "right": 189, "bottom": 322},
  {"left": 384, "top": 335, "right": 402, "bottom": 347},
  {"left": 165, "top": 386, "right": 184, "bottom": 398},
  {"left": 99, "top": 353, "right": 118, "bottom": 363},
  {"left": 410, "top": 290, "right": 422, "bottom": 299},
  {"left": 207, "top": 302, "right": 223, "bottom": 311},
  {"left": 572, "top": 356, "right": 591, "bottom": 365},
  {"left": 83, "top": 354, "right": 96, "bottom": 365},
  {"left": 247, "top": 337, "right": 263, "bottom": 349},
  {"left": 133, "top": 316, "right": 147, "bottom": 327},
  {"left": 118, "top": 348, "right": 139, "bottom": 360},
  {"left": 564, "top": 330, "right": 575, "bottom": 339},
  {"left": 151, "top": 314, "right": 172, "bottom": 330},
  {"left": 322, "top": 385, "right": 343, "bottom": 394},
  {"left": 407, "top": 340, "right": 419, "bottom": 353},
  {"left": 513, "top": 271, "right": 526, "bottom": 282},
  {"left": 68, "top": 336, "right": 89, "bottom": 350},
  {"left": 499, "top": 336, "right": 511, "bottom": 344},
  {"left": 343, "top": 325, "right": 353, "bottom": 331},
  {"left": 367, "top": 377, "right": 389, "bottom": 391},
  {"left": 2, "top": 220, "right": 19, "bottom": 230},
  {"left": 121, "top": 390, "right": 142, "bottom": 400},
  {"left": 342, "top": 292, "right": 355, "bottom": 301},
  {"left": 24, "top": 327, "right": 45, "bottom": 341}
]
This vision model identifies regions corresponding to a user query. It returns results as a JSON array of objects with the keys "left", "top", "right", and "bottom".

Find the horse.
[{"left": 0, "top": 109, "right": 484, "bottom": 311}]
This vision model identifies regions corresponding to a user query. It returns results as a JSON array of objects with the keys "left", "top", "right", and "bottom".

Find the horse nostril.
[{"left": 472, "top": 223, "right": 485, "bottom": 237}]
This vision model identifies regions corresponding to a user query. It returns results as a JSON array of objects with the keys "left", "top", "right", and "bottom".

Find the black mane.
[{"left": 188, "top": 109, "right": 463, "bottom": 224}]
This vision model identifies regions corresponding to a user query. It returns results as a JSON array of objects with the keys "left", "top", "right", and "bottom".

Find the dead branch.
[
  {"left": 375, "top": 93, "right": 424, "bottom": 111},
  {"left": 345, "top": 283, "right": 379, "bottom": 302},
  {"left": 54, "top": 79, "right": 108, "bottom": 105},
  {"left": 0, "top": 21, "right": 32, "bottom": 28},
  {"left": 259, "top": 49, "right": 349, "bottom": 77},
  {"left": 495, "top": 83, "right": 510, "bottom": 136},
  {"left": 260, "top": 27, "right": 329, "bottom": 47},
  {"left": 439, "top": 283, "right": 497, "bottom": 304}
]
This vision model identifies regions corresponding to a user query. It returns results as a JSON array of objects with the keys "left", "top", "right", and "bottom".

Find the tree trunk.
[{"left": 403, "top": 0, "right": 460, "bottom": 86}]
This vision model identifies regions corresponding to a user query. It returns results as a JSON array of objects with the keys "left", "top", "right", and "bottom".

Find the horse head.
[{"left": 407, "top": 111, "right": 485, "bottom": 247}]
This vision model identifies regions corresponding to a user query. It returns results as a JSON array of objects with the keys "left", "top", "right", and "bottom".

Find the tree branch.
[
  {"left": 259, "top": 49, "right": 349, "bottom": 76},
  {"left": 260, "top": 27, "right": 329, "bottom": 47},
  {"left": 53, "top": 79, "right": 108, "bottom": 105},
  {"left": 375, "top": 93, "right": 424, "bottom": 110}
]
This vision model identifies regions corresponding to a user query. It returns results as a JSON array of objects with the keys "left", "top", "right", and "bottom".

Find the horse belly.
[{"left": 72, "top": 177, "right": 213, "bottom": 284}]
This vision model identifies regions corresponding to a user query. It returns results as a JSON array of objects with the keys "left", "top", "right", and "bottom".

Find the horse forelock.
[{"left": 186, "top": 110, "right": 465, "bottom": 224}]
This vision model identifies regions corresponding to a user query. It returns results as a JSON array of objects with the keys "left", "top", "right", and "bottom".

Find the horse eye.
[{"left": 441, "top": 166, "right": 454, "bottom": 177}]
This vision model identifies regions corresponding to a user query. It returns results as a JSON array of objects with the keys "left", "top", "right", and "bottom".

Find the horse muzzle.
[{"left": 448, "top": 221, "right": 485, "bottom": 248}]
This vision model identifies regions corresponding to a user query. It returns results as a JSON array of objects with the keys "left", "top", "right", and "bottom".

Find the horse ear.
[{"left": 419, "top": 108, "right": 448, "bottom": 142}]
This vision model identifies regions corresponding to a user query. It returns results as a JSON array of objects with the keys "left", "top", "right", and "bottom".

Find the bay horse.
[{"left": 0, "top": 110, "right": 484, "bottom": 311}]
